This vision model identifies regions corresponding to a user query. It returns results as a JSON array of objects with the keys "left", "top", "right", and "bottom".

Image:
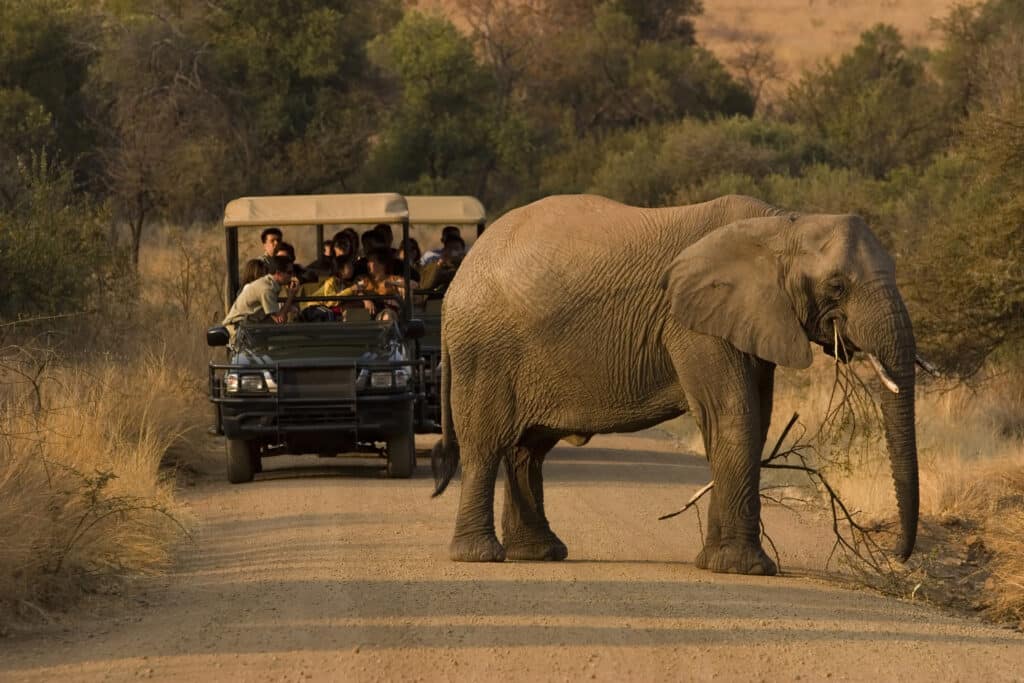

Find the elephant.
[{"left": 430, "top": 194, "right": 918, "bottom": 576}]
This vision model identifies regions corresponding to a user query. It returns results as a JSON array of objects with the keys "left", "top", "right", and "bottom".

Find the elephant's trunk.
[{"left": 846, "top": 285, "right": 918, "bottom": 560}]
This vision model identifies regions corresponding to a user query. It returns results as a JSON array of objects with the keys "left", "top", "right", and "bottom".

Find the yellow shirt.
[{"left": 339, "top": 275, "right": 406, "bottom": 297}]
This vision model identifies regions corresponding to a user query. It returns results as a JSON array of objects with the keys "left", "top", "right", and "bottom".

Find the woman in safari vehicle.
[{"left": 311, "top": 247, "right": 412, "bottom": 320}]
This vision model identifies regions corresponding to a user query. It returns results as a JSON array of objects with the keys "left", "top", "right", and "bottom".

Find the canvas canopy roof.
[
  {"left": 405, "top": 196, "right": 486, "bottom": 225},
  {"left": 223, "top": 193, "right": 409, "bottom": 227}
]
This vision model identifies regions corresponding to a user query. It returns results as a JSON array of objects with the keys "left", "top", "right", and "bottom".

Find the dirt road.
[{"left": 3, "top": 432, "right": 1022, "bottom": 682}]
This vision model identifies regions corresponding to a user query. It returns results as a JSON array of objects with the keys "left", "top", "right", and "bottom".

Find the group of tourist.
[{"left": 223, "top": 224, "right": 467, "bottom": 332}]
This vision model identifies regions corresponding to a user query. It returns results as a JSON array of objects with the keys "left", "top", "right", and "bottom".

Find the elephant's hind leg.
[
  {"left": 502, "top": 433, "right": 567, "bottom": 561},
  {"left": 449, "top": 444, "right": 505, "bottom": 562}
]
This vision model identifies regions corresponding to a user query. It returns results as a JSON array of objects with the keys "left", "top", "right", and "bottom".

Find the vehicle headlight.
[
  {"left": 224, "top": 370, "right": 276, "bottom": 394},
  {"left": 370, "top": 372, "right": 393, "bottom": 389},
  {"left": 239, "top": 374, "right": 265, "bottom": 392}
]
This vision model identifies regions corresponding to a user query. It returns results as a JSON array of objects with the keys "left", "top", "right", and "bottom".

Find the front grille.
[
  {"left": 278, "top": 404, "right": 356, "bottom": 427},
  {"left": 278, "top": 367, "right": 357, "bottom": 400}
]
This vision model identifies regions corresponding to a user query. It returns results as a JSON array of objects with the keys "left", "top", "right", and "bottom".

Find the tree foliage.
[
  {"left": 0, "top": 0, "right": 1020, "bottom": 374},
  {"left": 782, "top": 24, "right": 949, "bottom": 178}
]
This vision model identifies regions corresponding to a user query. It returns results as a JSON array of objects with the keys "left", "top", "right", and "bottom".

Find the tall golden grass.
[{"left": 0, "top": 226, "right": 223, "bottom": 625}]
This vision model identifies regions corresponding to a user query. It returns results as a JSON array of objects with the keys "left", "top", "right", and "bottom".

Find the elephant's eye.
[{"left": 825, "top": 278, "right": 847, "bottom": 300}]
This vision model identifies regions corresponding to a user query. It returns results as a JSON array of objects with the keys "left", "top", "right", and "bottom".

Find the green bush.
[
  {"left": 782, "top": 24, "right": 951, "bottom": 178},
  {"left": 589, "top": 116, "right": 819, "bottom": 206},
  {"left": 0, "top": 154, "right": 124, "bottom": 320}
]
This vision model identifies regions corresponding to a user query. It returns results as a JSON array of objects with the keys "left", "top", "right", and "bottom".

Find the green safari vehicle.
[{"left": 206, "top": 193, "right": 425, "bottom": 483}]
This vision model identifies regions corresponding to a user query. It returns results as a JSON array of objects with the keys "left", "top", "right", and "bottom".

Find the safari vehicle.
[
  {"left": 206, "top": 193, "right": 424, "bottom": 483},
  {"left": 405, "top": 195, "right": 486, "bottom": 433}
]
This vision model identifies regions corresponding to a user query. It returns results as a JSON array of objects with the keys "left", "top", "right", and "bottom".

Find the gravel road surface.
[{"left": 3, "top": 432, "right": 1022, "bottom": 682}]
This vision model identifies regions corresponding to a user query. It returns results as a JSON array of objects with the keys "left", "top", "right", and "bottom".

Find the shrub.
[
  {"left": 589, "top": 116, "right": 819, "bottom": 206},
  {"left": 782, "top": 24, "right": 951, "bottom": 178},
  {"left": 0, "top": 154, "right": 126, "bottom": 321}
]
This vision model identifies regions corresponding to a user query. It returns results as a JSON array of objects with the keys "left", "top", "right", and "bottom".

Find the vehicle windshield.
[{"left": 237, "top": 321, "right": 397, "bottom": 355}]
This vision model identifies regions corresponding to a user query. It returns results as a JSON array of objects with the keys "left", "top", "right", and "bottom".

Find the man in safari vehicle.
[{"left": 222, "top": 255, "right": 298, "bottom": 337}]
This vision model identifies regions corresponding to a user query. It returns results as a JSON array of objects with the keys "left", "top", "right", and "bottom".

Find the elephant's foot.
[
  {"left": 695, "top": 541, "right": 777, "bottom": 576},
  {"left": 450, "top": 533, "right": 506, "bottom": 562},
  {"left": 503, "top": 529, "right": 568, "bottom": 561}
]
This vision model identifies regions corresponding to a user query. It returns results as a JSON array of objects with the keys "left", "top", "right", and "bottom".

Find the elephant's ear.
[{"left": 660, "top": 223, "right": 812, "bottom": 369}]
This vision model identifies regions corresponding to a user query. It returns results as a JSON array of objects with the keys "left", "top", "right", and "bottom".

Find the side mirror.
[
  {"left": 404, "top": 319, "right": 426, "bottom": 340},
  {"left": 206, "top": 326, "right": 230, "bottom": 347}
]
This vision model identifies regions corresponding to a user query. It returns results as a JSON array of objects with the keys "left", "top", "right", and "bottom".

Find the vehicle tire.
[
  {"left": 386, "top": 409, "right": 416, "bottom": 479},
  {"left": 226, "top": 438, "right": 257, "bottom": 484}
]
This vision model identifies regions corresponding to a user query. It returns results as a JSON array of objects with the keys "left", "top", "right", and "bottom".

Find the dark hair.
[
  {"left": 267, "top": 255, "right": 293, "bottom": 274},
  {"left": 260, "top": 227, "right": 283, "bottom": 243},
  {"left": 361, "top": 230, "right": 383, "bottom": 251},
  {"left": 333, "top": 233, "right": 355, "bottom": 256},
  {"left": 241, "top": 258, "right": 269, "bottom": 285},
  {"left": 342, "top": 227, "right": 359, "bottom": 245},
  {"left": 274, "top": 241, "right": 296, "bottom": 262},
  {"left": 403, "top": 237, "right": 422, "bottom": 262},
  {"left": 367, "top": 247, "right": 393, "bottom": 274},
  {"left": 445, "top": 236, "right": 466, "bottom": 251},
  {"left": 441, "top": 225, "right": 461, "bottom": 242},
  {"left": 322, "top": 240, "right": 333, "bottom": 252}
]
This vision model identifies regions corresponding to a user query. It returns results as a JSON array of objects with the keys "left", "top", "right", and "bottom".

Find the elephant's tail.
[{"left": 431, "top": 333, "right": 459, "bottom": 497}]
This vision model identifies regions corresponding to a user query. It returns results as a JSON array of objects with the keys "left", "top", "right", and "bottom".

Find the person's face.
[
  {"left": 263, "top": 233, "right": 280, "bottom": 256},
  {"left": 323, "top": 242, "right": 332, "bottom": 256},
  {"left": 333, "top": 237, "right": 350, "bottom": 257},
  {"left": 368, "top": 258, "right": 387, "bottom": 280},
  {"left": 272, "top": 269, "right": 292, "bottom": 285}
]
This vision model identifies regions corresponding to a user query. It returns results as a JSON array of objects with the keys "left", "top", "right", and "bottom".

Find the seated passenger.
[
  {"left": 260, "top": 227, "right": 283, "bottom": 265},
  {"left": 353, "top": 230, "right": 385, "bottom": 278},
  {"left": 222, "top": 256, "right": 298, "bottom": 337},
  {"left": 400, "top": 237, "right": 422, "bottom": 266},
  {"left": 304, "top": 260, "right": 356, "bottom": 312},
  {"left": 240, "top": 258, "right": 269, "bottom": 286},
  {"left": 337, "top": 248, "right": 407, "bottom": 318},
  {"left": 274, "top": 241, "right": 318, "bottom": 284},
  {"left": 419, "top": 236, "right": 466, "bottom": 292},
  {"left": 305, "top": 240, "right": 335, "bottom": 278},
  {"left": 421, "top": 225, "right": 462, "bottom": 265}
]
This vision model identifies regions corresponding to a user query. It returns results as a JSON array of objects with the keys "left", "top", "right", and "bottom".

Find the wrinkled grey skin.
[{"left": 431, "top": 194, "right": 918, "bottom": 575}]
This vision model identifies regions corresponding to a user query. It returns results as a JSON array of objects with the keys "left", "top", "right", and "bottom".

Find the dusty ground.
[{"left": 3, "top": 431, "right": 1023, "bottom": 682}]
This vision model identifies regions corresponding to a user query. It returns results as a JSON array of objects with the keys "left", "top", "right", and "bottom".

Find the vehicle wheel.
[
  {"left": 226, "top": 438, "right": 257, "bottom": 484},
  {"left": 386, "top": 410, "right": 416, "bottom": 479}
]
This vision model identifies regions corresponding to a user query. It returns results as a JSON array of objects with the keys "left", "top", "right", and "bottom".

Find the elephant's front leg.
[{"left": 693, "top": 412, "right": 776, "bottom": 575}]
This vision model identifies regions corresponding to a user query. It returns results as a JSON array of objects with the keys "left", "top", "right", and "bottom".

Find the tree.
[
  {"left": 782, "top": 25, "right": 950, "bottom": 178},
  {"left": 0, "top": 0, "right": 99, "bottom": 203},
  {"left": 203, "top": 0, "right": 401, "bottom": 194},
  {"left": 366, "top": 12, "right": 499, "bottom": 197},
  {"left": 89, "top": 4, "right": 235, "bottom": 266}
]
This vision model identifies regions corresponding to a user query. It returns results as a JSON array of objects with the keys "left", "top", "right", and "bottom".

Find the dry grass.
[
  {"left": 0, "top": 226, "right": 225, "bottom": 627},
  {"left": 694, "top": 0, "right": 957, "bottom": 98},
  {"left": 426, "top": 0, "right": 958, "bottom": 108}
]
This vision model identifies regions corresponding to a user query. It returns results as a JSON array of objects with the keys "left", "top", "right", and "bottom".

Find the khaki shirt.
[{"left": 222, "top": 275, "right": 281, "bottom": 327}]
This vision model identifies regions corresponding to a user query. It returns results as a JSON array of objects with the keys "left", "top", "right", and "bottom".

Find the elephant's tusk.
[
  {"left": 867, "top": 354, "right": 900, "bottom": 394},
  {"left": 915, "top": 354, "right": 941, "bottom": 377}
]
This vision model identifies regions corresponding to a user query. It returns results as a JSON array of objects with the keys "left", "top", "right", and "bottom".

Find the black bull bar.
[{"left": 209, "top": 358, "right": 424, "bottom": 439}]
